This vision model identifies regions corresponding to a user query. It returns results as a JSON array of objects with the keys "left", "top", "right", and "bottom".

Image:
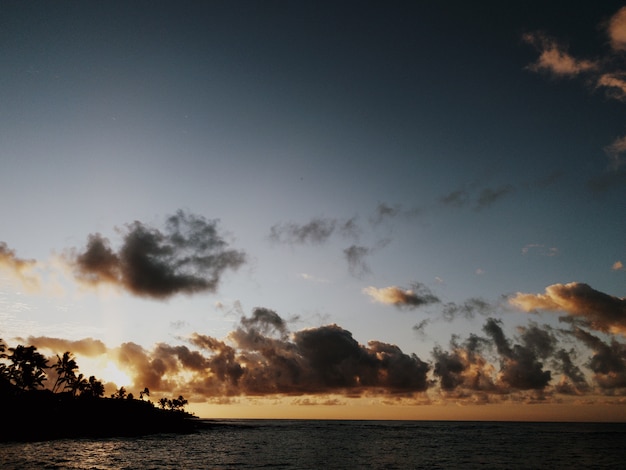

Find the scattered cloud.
[
  {"left": 604, "top": 134, "right": 626, "bottom": 169},
  {"left": 343, "top": 245, "right": 372, "bottom": 278},
  {"left": 524, "top": 7, "right": 626, "bottom": 172},
  {"left": 476, "top": 185, "right": 515, "bottom": 210},
  {"left": 269, "top": 217, "right": 357, "bottom": 245},
  {"left": 607, "top": 6, "right": 626, "bottom": 51},
  {"left": 14, "top": 304, "right": 626, "bottom": 404},
  {"left": 570, "top": 327, "right": 626, "bottom": 390},
  {"left": 0, "top": 242, "right": 40, "bottom": 292},
  {"left": 522, "top": 32, "right": 598, "bottom": 77},
  {"left": 612, "top": 260, "right": 624, "bottom": 271},
  {"left": 67, "top": 210, "right": 246, "bottom": 299},
  {"left": 442, "top": 298, "right": 493, "bottom": 321},
  {"left": 439, "top": 183, "right": 516, "bottom": 211},
  {"left": 298, "top": 273, "right": 329, "bottom": 283},
  {"left": 510, "top": 282, "right": 626, "bottom": 336},
  {"left": 363, "top": 283, "right": 440, "bottom": 309},
  {"left": 521, "top": 244, "right": 559, "bottom": 257}
]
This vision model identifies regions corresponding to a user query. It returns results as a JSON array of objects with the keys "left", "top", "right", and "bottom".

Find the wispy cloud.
[
  {"left": 522, "top": 32, "right": 598, "bottom": 77},
  {"left": 521, "top": 244, "right": 559, "bottom": 257},
  {"left": 269, "top": 217, "right": 358, "bottom": 245},
  {"left": 0, "top": 242, "right": 40, "bottom": 292},
  {"left": 439, "top": 184, "right": 516, "bottom": 211},
  {"left": 524, "top": 6, "right": 626, "bottom": 172},
  {"left": 66, "top": 210, "right": 246, "bottom": 300}
]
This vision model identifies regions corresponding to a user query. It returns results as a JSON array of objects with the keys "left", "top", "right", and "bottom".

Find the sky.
[{"left": 1, "top": 1, "right": 625, "bottom": 421}]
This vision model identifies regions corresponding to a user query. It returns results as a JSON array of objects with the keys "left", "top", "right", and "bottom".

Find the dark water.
[{"left": 1, "top": 420, "right": 624, "bottom": 469}]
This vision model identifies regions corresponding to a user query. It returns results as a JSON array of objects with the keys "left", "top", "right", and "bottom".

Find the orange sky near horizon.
[{"left": 187, "top": 400, "right": 626, "bottom": 423}]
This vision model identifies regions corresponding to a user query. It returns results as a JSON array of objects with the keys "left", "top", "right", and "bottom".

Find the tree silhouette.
[
  {"left": 171, "top": 395, "right": 188, "bottom": 411},
  {"left": 6, "top": 345, "right": 49, "bottom": 391},
  {"left": 82, "top": 375, "right": 105, "bottom": 398},
  {"left": 111, "top": 386, "right": 127, "bottom": 399},
  {"left": 52, "top": 351, "right": 78, "bottom": 393},
  {"left": 69, "top": 373, "right": 89, "bottom": 397},
  {"left": 139, "top": 387, "right": 150, "bottom": 400}
]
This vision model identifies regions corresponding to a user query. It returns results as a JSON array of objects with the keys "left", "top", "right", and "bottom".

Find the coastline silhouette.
[{"left": 0, "top": 339, "right": 199, "bottom": 442}]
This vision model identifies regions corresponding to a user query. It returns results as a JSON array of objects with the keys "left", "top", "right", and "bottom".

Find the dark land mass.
[{"left": 1, "top": 390, "right": 204, "bottom": 442}]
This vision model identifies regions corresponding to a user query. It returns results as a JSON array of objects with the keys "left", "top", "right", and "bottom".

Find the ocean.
[{"left": 1, "top": 420, "right": 624, "bottom": 469}]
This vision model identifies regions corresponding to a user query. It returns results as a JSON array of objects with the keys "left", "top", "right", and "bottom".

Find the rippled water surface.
[{"left": 1, "top": 420, "right": 625, "bottom": 469}]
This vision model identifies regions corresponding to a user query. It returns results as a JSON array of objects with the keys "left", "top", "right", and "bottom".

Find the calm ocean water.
[{"left": 1, "top": 420, "right": 624, "bottom": 469}]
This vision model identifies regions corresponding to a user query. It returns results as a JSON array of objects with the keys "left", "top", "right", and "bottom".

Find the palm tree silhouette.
[
  {"left": 82, "top": 375, "right": 105, "bottom": 398},
  {"left": 6, "top": 345, "right": 49, "bottom": 391},
  {"left": 52, "top": 351, "right": 78, "bottom": 393}
]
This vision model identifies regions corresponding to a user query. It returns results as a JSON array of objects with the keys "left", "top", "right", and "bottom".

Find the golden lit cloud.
[
  {"left": 510, "top": 282, "right": 626, "bottom": 336},
  {"left": 0, "top": 242, "right": 40, "bottom": 292},
  {"left": 363, "top": 284, "right": 439, "bottom": 309},
  {"left": 607, "top": 6, "right": 626, "bottom": 51},
  {"left": 522, "top": 32, "right": 597, "bottom": 77},
  {"left": 612, "top": 260, "right": 624, "bottom": 271}
]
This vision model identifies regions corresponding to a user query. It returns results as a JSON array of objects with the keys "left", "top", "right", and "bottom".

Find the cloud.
[
  {"left": 67, "top": 211, "right": 246, "bottom": 299},
  {"left": 475, "top": 185, "right": 515, "bottom": 210},
  {"left": 28, "top": 336, "right": 107, "bottom": 356},
  {"left": 439, "top": 184, "right": 515, "bottom": 210},
  {"left": 369, "top": 203, "right": 422, "bottom": 226},
  {"left": 0, "top": 242, "right": 40, "bottom": 291},
  {"left": 369, "top": 203, "right": 401, "bottom": 225},
  {"left": 13, "top": 308, "right": 626, "bottom": 404},
  {"left": 570, "top": 327, "right": 626, "bottom": 390},
  {"left": 613, "top": 261, "right": 624, "bottom": 271},
  {"left": 487, "top": 320, "right": 553, "bottom": 391},
  {"left": 521, "top": 244, "right": 558, "bottom": 257},
  {"left": 607, "top": 6, "right": 626, "bottom": 51},
  {"left": 604, "top": 134, "right": 626, "bottom": 168},
  {"left": 188, "top": 314, "right": 431, "bottom": 397},
  {"left": 509, "top": 282, "right": 626, "bottom": 336},
  {"left": 524, "top": 7, "right": 626, "bottom": 172},
  {"left": 343, "top": 245, "right": 372, "bottom": 278},
  {"left": 269, "top": 218, "right": 340, "bottom": 245},
  {"left": 363, "top": 283, "right": 440, "bottom": 309},
  {"left": 442, "top": 298, "right": 493, "bottom": 321},
  {"left": 587, "top": 167, "right": 626, "bottom": 191},
  {"left": 522, "top": 32, "right": 598, "bottom": 77}
]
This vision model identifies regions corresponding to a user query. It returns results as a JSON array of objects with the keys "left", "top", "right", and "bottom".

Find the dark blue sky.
[{"left": 1, "top": 1, "right": 625, "bottom": 419}]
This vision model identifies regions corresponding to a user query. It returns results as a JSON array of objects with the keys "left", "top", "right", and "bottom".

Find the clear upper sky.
[{"left": 1, "top": 1, "right": 625, "bottom": 421}]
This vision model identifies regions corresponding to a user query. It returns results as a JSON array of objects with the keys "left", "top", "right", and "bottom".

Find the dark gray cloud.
[
  {"left": 343, "top": 245, "right": 372, "bottom": 278},
  {"left": 269, "top": 217, "right": 342, "bottom": 245},
  {"left": 483, "top": 318, "right": 553, "bottom": 390},
  {"left": 442, "top": 298, "right": 493, "bottom": 321},
  {"left": 26, "top": 312, "right": 626, "bottom": 403},
  {"left": 552, "top": 348, "right": 590, "bottom": 395},
  {"left": 571, "top": 327, "right": 626, "bottom": 390},
  {"left": 369, "top": 202, "right": 401, "bottom": 225},
  {"left": 240, "top": 307, "right": 288, "bottom": 338},
  {"left": 69, "top": 210, "right": 246, "bottom": 299}
]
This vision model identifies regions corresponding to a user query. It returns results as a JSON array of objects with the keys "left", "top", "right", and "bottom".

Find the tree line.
[{"left": 0, "top": 338, "right": 187, "bottom": 411}]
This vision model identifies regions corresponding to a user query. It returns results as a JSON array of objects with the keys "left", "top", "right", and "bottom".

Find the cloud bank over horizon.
[{"left": 3, "top": 283, "right": 621, "bottom": 407}]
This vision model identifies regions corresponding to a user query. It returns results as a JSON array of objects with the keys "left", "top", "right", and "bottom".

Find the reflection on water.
[{"left": 1, "top": 420, "right": 625, "bottom": 469}]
